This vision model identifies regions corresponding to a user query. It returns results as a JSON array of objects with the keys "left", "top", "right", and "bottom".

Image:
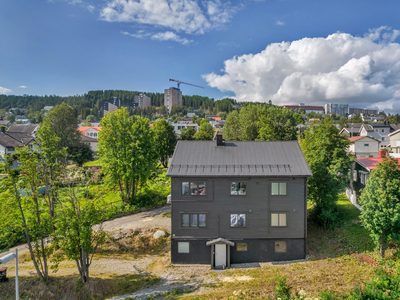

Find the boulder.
[{"left": 153, "top": 230, "right": 166, "bottom": 239}]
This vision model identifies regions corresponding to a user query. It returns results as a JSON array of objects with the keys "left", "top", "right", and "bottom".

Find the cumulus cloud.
[
  {"left": 100, "top": 0, "right": 239, "bottom": 35},
  {"left": 18, "top": 85, "right": 27, "bottom": 89},
  {"left": 122, "top": 30, "right": 193, "bottom": 44},
  {"left": 276, "top": 20, "right": 285, "bottom": 26},
  {"left": 203, "top": 27, "right": 400, "bottom": 113},
  {"left": 0, "top": 87, "right": 12, "bottom": 94}
]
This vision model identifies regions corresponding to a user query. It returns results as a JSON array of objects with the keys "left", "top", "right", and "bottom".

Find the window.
[
  {"left": 236, "top": 243, "right": 248, "bottom": 251},
  {"left": 178, "top": 242, "right": 189, "bottom": 253},
  {"left": 230, "top": 214, "right": 246, "bottom": 227},
  {"left": 382, "top": 137, "right": 385, "bottom": 141},
  {"left": 181, "top": 213, "right": 206, "bottom": 227},
  {"left": 231, "top": 182, "right": 246, "bottom": 195},
  {"left": 182, "top": 182, "right": 206, "bottom": 196},
  {"left": 364, "top": 144, "right": 369, "bottom": 146},
  {"left": 381, "top": 129, "right": 384, "bottom": 133},
  {"left": 271, "top": 213, "right": 287, "bottom": 227},
  {"left": 271, "top": 182, "right": 287, "bottom": 195},
  {"left": 353, "top": 170, "right": 358, "bottom": 182},
  {"left": 274, "top": 241, "right": 287, "bottom": 253},
  {"left": 6, "top": 147, "right": 14, "bottom": 152}
]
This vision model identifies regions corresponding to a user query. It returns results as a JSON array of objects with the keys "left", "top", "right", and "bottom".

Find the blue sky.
[{"left": 2, "top": 0, "right": 400, "bottom": 112}]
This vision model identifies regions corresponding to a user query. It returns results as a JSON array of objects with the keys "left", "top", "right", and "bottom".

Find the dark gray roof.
[
  {"left": 7, "top": 124, "right": 39, "bottom": 135},
  {"left": 0, "top": 132, "right": 35, "bottom": 148},
  {"left": 0, "top": 120, "right": 11, "bottom": 126},
  {"left": 167, "top": 141, "right": 312, "bottom": 178}
]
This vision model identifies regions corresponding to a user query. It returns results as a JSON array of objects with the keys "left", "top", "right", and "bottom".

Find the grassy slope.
[{"left": 180, "top": 195, "right": 386, "bottom": 299}]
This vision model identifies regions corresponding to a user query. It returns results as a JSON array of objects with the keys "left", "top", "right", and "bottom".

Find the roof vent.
[{"left": 216, "top": 133, "right": 224, "bottom": 147}]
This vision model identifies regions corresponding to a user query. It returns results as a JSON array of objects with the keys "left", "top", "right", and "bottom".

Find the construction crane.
[{"left": 167, "top": 79, "right": 204, "bottom": 110}]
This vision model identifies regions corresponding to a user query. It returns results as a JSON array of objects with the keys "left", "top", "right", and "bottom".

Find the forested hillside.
[{"left": 0, "top": 90, "right": 233, "bottom": 119}]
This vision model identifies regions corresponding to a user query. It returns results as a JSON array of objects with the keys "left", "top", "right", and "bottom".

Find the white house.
[
  {"left": 359, "top": 124, "right": 391, "bottom": 148},
  {"left": 348, "top": 136, "right": 381, "bottom": 158},
  {"left": 171, "top": 122, "right": 199, "bottom": 137},
  {"left": 78, "top": 126, "right": 100, "bottom": 152}
]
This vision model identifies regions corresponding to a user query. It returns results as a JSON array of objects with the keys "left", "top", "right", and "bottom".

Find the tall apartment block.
[
  {"left": 134, "top": 94, "right": 151, "bottom": 108},
  {"left": 325, "top": 103, "right": 349, "bottom": 116},
  {"left": 103, "top": 102, "right": 118, "bottom": 116},
  {"left": 164, "top": 87, "right": 182, "bottom": 114}
]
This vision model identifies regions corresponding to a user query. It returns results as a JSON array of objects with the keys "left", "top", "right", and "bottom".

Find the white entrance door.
[{"left": 215, "top": 244, "right": 227, "bottom": 267}]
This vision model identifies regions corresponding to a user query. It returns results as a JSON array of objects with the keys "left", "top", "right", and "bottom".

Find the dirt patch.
[{"left": 222, "top": 276, "right": 253, "bottom": 282}]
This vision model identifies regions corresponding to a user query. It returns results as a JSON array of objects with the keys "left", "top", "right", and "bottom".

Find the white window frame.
[
  {"left": 271, "top": 182, "right": 287, "bottom": 195},
  {"left": 271, "top": 213, "right": 287, "bottom": 227}
]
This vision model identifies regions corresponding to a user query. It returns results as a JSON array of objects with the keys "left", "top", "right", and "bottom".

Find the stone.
[{"left": 153, "top": 230, "right": 166, "bottom": 239}]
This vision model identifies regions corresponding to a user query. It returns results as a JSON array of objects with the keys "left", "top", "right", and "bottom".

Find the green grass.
[
  {"left": 179, "top": 195, "right": 390, "bottom": 300},
  {"left": 83, "top": 159, "right": 103, "bottom": 167}
]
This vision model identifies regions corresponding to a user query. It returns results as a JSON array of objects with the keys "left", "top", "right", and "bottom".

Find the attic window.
[{"left": 364, "top": 144, "right": 369, "bottom": 147}]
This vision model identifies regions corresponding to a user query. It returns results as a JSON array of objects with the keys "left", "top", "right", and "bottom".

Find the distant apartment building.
[
  {"left": 325, "top": 103, "right": 349, "bottom": 116},
  {"left": 283, "top": 103, "right": 324, "bottom": 114},
  {"left": 103, "top": 102, "right": 118, "bottom": 116},
  {"left": 164, "top": 87, "right": 182, "bottom": 114},
  {"left": 348, "top": 108, "right": 378, "bottom": 116},
  {"left": 134, "top": 94, "right": 151, "bottom": 108}
]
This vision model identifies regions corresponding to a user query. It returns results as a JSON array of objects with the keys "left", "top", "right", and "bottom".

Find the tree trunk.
[{"left": 380, "top": 235, "right": 386, "bottom": 258}]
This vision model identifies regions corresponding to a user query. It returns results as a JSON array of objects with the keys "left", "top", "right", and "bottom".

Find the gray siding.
[
  {"left": 171, "top": 177, "right": 306, "bottom": 240},
  {"left": 171, "top": 238, "right": 305, "bottom": 264}
]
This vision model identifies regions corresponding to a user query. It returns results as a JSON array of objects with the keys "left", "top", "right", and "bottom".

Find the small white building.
[
  {"left": 348, "top": 136, "right": 381, "bottom": 158},
  {"left": 359, "top": 124, "right": 391, "bottom": 148}
]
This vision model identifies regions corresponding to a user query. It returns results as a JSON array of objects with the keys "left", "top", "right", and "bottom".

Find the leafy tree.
[
  {"left": 2, "top": 148, "right": 55, "bottom": 281},
  {"left": 41, "top": 102, "right": 82, "bottom": 149},
  {"left": 80, "top": 120, "right": 92, "bottom": 127},
  {"left": 237, "top": 104, "right": 260, "bottom": 140},
  {"left": 223, "top": 110, "right": 241, "bottom": 140},
  {"left": 86, "top": 114, "right": 96, "bottom": 122},
  {"left": 54, "top": 167, "right": 105, "bottom": 284},
  {"left": 180, "top": 127, "right": 196, "bottom": 140},
  {"left": 6, "top": 114, "right": 15, "bottom": 123},
  {"left": 217, "top": 111, "right": 227, "bottom": 120},
  {"left": 293, "top": 113, "right": 304, "bottom": 125},
  {"left": 359, "top": 158, "right": 400, "bottom": 257},
  {"left": 257, "top": 106, "right": 297, "bottom": 141},
  {"left": 299, "top": 121, "right": 353, "bottom": 228},
  {"left": 68, "top": 143, "right": 93, "bottom": 167},
  {"left": 200, "top": 118, "right": 210, "bottom": 126},
  {"left": 194, "top": 123, "right": 214, "bottom": 140},
  {"left": 152, "top": 119, "right": 177, "bottom": 168},
  {"left": 98, "top": 108, "right": 157, "bottom": 204}
]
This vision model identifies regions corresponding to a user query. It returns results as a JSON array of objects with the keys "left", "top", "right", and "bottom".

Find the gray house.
[{"left": 166, "top": 137, "right": 312, "bottom": 268}]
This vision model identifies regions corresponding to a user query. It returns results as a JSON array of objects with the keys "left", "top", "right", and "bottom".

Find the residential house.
[
  {"left": 388, "top": 128, "right": 400, "bottom": 157},
  {"left": 78, "top": 126, "right": 100, "bottom": 152},
  {"left": 166, "top": 137, "right": 312, "bottom": 268},
  {"left": 349, "top": 152, "right": 397, "bottom": 201},
  {"left": 359, "top": 124, "right": 391, "bottom": 148},
  {"left": 0, "top": 120, "right": 11, "bottom": 127},
  {"left": 7, "top": 124, "right": 39, "bottom": 137},
  {"left": 339, "top": 123, "right": 363, "bottom": 137},
  {"left": 348, "top": 136, "right": 380, "bottom": 158},
  {"left": 171, "top": 123, "right": 199, "bottom": 138},
  {"left": 0, "top": 126, "right": 38, "bottom": 168}
]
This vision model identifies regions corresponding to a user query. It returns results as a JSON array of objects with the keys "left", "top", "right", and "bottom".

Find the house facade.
[
  {"left": 348, "top": 136, "right": 380, "bottom": 157},
  {"left": 166, "top": 138, "right": 312, "bottom": 268},
  {"left": 359, "top": 124, "right": 391, "bottom": 147}
]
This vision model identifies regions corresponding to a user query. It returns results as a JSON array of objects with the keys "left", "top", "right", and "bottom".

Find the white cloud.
[
  {"left": 276, "top": 20, "right": 285, "bottom": 26},
  {"left": 151, "top": 31, "right": 193, "bottom": 45},
  {"left": 18, "top": 85, "right": 27, "bottom": 88},
  {"left": 122, "top": 30, "right": 193, "bottom": 44},
  {"left": 203, "top": 27, "right": 400, "bottom": 113},
  {"left": 0, "top": 87, "right": 12, "bottom": 94},
  {"left": 100, "top": 0, "right": 239, "bottom": 35},
  {"left": 87, "top": 4, "right": 95, "bottom": 12}
]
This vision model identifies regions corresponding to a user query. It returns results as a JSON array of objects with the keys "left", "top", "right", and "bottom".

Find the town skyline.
[{"left": 2, "top": 1, "right": 400, "bottom": 112}]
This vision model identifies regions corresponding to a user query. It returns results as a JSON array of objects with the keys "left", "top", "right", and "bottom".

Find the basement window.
[
  {"left": 236, "top": 243, "right": 248, "bottom": 252},
  {"left": 178, "top": 242, "right": 189, "bottom": 253},
  {"left": 274, "top": 241, "right": 287, "bottom": 253}
]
